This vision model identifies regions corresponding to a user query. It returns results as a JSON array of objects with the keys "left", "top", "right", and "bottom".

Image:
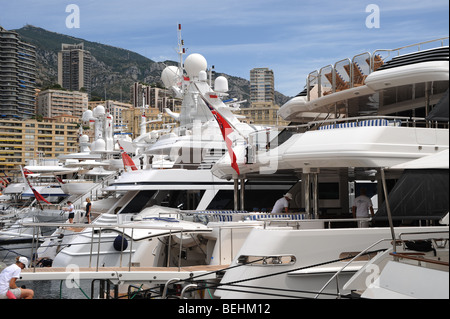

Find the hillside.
[{"left": 13, "top": 25, "right": 290, "bottom": 106}]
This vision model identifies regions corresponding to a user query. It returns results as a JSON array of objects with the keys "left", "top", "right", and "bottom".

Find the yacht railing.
[
  {"left": 307, "top": 37, "right": 449, "bottom": 101},
  {"left": 22, "top": 213, "right": 372, "bottom": 274},
  {"left": 314, "top": 229, "right": 449, "bottom": 299},
  {"left": 55, "top": 171, "right": 120, "bottom": 210},
  {"left": 163, "top": 210, "right": 372, "bottom": 230},
  {"left": 247, "top": 115, "right": 427, "bottom": 155},
  {"left": 24, "top": 221, "right": 214, "bottom": 273},
  {"left": 372, "top": 37, "right": 450, "bottom": 72}
]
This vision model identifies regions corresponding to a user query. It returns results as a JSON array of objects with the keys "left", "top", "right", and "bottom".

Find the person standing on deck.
[
  {"left": 85, "top": 198, "right": 92, "bottom": 223},
  {"left": 352, "top": 188, "right": 375, "bottom": 227}
]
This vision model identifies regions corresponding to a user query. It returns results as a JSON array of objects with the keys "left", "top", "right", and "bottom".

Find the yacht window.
[
  {"left": 120, "top": 190, "right": 157, "bottom": 214},
  {"left": 318, "top": 183, "right": 340, "bottom": 200},
  {"left": 207, "top": 189, "right": 293, "bottom": 212},
  {"left": 237, "top": 255, "right": 296, "bottom": 266}
]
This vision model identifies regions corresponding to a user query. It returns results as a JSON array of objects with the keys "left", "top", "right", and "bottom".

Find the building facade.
[
  {"left": 0, "top": 118, "right": 79, "bottom": 174},
  {"left": 58, "top": 43, "right": 91, "bottom": 95},
  {"left": 234, "top": 68, "right": 287, "bottom": 126},
  {"left": 235, "top": 101, "right": 288, "bottom": 127},
  {"left": 250, "top": 68, "right": 275, "bottom": 105},
  {"left": 0, "top": 26, "right": 37, "bottom": 119},
  {"left": 36, "top": 89, "right": 89, "bottom": 119}
]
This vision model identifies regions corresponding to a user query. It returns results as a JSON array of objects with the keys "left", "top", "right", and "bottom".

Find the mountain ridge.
[{"left": 13, "top": 25, "right": 290, "bottom": 106}]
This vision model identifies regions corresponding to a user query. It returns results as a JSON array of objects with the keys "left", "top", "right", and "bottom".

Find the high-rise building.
[
  {"left": 0, "top": 26, "right": 37, "bottom": 119},
  {"left": 57, "top": 43, "right": 91, "bottom": 95},
  {"left": 235, "top": 68, "right": 287, "bottom": 126},
  {"left": 250, "top": 67, "right": 275, "bottom": 105}
]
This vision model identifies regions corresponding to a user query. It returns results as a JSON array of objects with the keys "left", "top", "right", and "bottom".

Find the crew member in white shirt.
[
  {"left": 352, "top": 188, "right": 375, "bottom": 227},
  {"left": 0, "top": 256, "right": 34, "bottom": 299},
  {"left": 271, "top": 193, "right": 293, "bottom": 214}
]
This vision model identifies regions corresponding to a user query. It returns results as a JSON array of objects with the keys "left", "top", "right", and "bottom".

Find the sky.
[{"left": 0, "top": 0, "right": 448, "bottom": 97}]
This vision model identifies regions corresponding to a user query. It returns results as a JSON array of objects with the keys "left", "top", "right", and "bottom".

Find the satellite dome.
[
  {"left": 82, "top": 110, "right": 93, "bottom": 122},
  {"left": 93, "top": 105, "right": 105, "bottom": 117},
  {"left": 91, "top": 139, "right": 106, "bottom": 151},
  {"left": 215, "top": 76, "right": 229, "bottom": 93},
  {"left": 184, "top": 53, "right": 207, "bottom": 78},
  {"left": 161, "top": 66, "right": 181, "bottom": 88},
  {"left": 80, "top": 135, "right": 89, "bottom": 143},
  {"left": 198, "top": 70, "right": 207, "bottom": 82}
]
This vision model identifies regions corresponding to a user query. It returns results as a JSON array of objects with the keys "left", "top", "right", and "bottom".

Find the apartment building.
[
  {"left": 36, "top": 89, "right": 88, "bottom": 119},
  {"left": 250, "top": 68, "right": 275, "bottom": 105},
  {"left": 58, "top": 43, "right": 91, "bottom": 95},
  {"left": 235, "top": 101, "right": 288, "bottom": 127},
  {"left": 0, "top": 118, "right": 79, "bottom": 174},
  {"left": 0, "top": 26, "right": 37, "bottom": 119},
  {"left": 234, "top": 68, "right": 287, "bottom": 126}
]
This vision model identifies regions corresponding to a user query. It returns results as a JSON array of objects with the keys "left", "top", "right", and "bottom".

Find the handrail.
[
  {"left": 302, "top": 37, "right": 449, "bottom": 95},
  {"left": 389, "top": 252, "right": 449, "bottom": 267},
  {"left": 59, "top": 171, "right": 120, "bottom": 208},
  {"left": 314, "top": 237, "right": 392, "bottom": 299},
  {"left": 23, "top": 221, "right": 214, "bottom": 273},
  {"left": 247, "top": 115, "right": 424, "bottom": 142},
  {"left": 315, "top": 229, "right": 450, "bottom": 298},
  {"left": 319, "top": 65, "right": 334, "bottom": 96}
]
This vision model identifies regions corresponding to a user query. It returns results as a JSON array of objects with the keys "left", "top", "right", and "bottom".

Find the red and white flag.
[
  {"left": 20, "top": 166, "right": 50, "bottom": 205},
  {"left": 200, "top": 96, "right": 240, "bottom": 176},
  {"left": 118, "top": 143, "right": 138, "bottom": 171},
  {"left": 30, "top": 186, "right": 51, "bottom": 204},
  {"left": 23, "top": 168, "right": 34, "bottom": 177}
]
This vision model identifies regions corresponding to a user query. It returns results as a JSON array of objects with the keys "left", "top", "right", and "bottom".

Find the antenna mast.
[{"left": 177, "top": 24, "right": 185, "bottom": 75}]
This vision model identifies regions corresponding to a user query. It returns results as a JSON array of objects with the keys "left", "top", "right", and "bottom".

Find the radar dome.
[
  {"left": 82, "top": 110, "right": 93, "bottom": 122},
  {"left": 161, "top": 66, "right": 181, "bottom": 89},
  {"left": 80, "top": 135, "right": 89, "bottom": 143},
  {"left": 198, "top": 70, "right": 207, "bottom": 82},
  {"left": 91, "top": 139, "right": 106, "bottom": 151},
  {"left": 214, "top": 76, "right": 229, "bottom": 93},
  {"left": 93, "top": 105, "right": 105, "bottom": 117},
  {"left": 184, "top": 53, "right": 207, "bottom": 79}
]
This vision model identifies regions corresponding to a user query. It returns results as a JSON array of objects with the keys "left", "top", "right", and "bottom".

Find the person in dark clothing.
[{"left": 85, "top": 198, "right": 92, "bottom": 223}]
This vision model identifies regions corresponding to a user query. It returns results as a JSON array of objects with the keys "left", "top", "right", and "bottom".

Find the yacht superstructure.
[{"left": 210, "top": 38, "right": 449, "bottom": 299}]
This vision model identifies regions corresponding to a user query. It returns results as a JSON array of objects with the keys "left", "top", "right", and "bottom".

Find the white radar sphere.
[
  {"left": 161, "top": 66, "right": 181, "bottom": 88},
  {"left": 93, "top": 105, "right": 105, "bottom": 117},
  {"left": 82, "top": 110, "right": 93, "bottom": 122},
  {"left": 184, "top": 53, "right": 207, "bottom": 79},
  {"left": 92, "top": 139, "right": 106, "bottom": 151},
  {"left": 79, "top": 135, "right": 89, "bottom": 143}
]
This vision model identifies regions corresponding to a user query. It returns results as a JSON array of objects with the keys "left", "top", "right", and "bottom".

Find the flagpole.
[{"left": 20, "top": 166, "right": 44, "bottom": 210}]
